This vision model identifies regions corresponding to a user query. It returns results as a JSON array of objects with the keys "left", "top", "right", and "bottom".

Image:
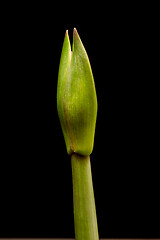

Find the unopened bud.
[{"left": 57, "top": 28, "right": 97, "bottom": 156}]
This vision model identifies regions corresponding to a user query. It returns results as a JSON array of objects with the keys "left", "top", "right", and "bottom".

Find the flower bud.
[{"left": 57, "top": 28, "right": 97, "bottom": 156}]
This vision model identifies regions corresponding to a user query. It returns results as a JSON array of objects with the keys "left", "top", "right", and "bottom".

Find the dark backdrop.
[{"left": 0, "top": 9, "right": 159, "bottom": 239}]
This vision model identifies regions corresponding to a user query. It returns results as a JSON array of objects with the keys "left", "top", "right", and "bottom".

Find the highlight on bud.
[{"left": 57, "top": 28, "right": 97, "bottom": 156}]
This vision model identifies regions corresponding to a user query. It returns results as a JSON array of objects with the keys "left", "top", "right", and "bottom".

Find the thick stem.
[{"left": 71, "top": 153, "right": 99, "bottom": 240}]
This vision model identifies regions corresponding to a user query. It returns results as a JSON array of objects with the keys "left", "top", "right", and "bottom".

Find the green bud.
[{"left": 57, "top": 28, "right": 97, "bottom": 156}]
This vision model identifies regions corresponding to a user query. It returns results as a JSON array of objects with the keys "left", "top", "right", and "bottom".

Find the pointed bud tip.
[
  {"left": 64, "top": 30, "right": 71, "bottom": 49},
  {"left": 73, "top": 27, "right": 79, "bottom": 38},
  {"left": 73, "top": 27, "right": 77, "bottom": 33},
  {"left": 65, "top": 29, "right": 69, "bottom": 37}
]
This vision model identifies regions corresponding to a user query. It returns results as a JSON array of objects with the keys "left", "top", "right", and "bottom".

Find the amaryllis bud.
[{"left": 57, "top": 28, "right": 97, "bottom": 156}]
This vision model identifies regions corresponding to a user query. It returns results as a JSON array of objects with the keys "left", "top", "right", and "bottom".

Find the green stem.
[{"left": 71, "top": 153, "right": 99, "bottom": 240}]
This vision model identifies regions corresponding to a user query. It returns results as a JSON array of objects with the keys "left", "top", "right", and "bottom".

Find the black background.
[{"left": 0, "top": 5, "right": 159, "bottom": 239}]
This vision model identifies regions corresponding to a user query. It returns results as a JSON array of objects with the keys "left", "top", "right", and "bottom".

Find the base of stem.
[{"left": 71, "top": 153, "right": 99, "bottom": 240}]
